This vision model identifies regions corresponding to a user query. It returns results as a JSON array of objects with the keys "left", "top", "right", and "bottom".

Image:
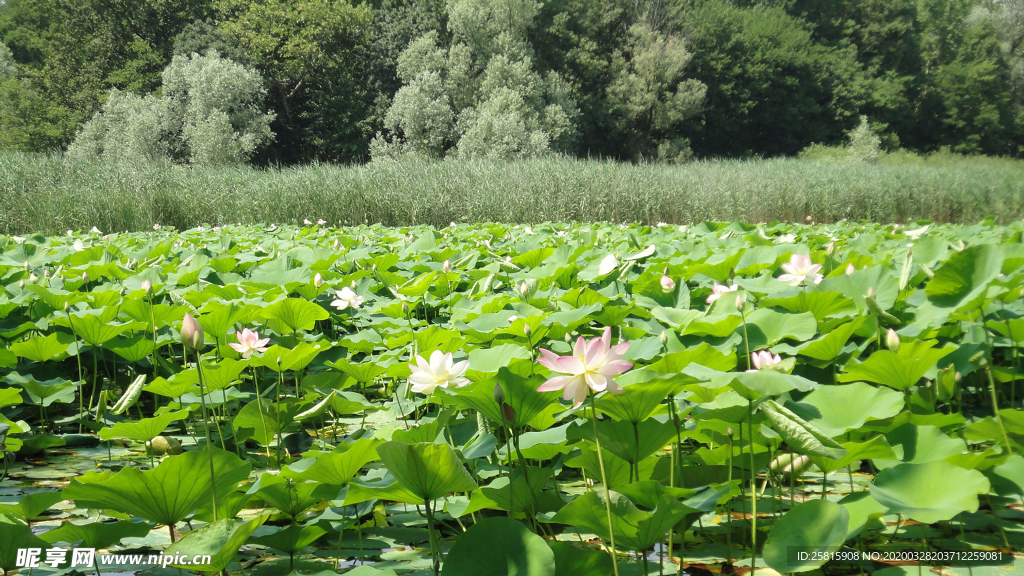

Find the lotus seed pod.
[
  {"left": 443, "top": 260, "right": 452, "bottom": 273},
  {"left": 180, "top": 312, "right": 204, "bottom": 351},
  {"left": 149, "top": 435, "right": 183, "bottom": 455},
  {"left": 660, "top": 275, "right": 676, "bottom": 293},
  {"left": 886, "top": 328, "right": 901, "bottom": 352}
]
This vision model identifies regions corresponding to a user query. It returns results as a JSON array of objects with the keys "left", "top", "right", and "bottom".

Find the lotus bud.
[
  {"left": 826, "top": 241, "right": 835, "bottom": 256},
  {"left": 29, "top": 273, "right": 37, "bottom": 283},
  {"left": 180, "top": 312, "right": 204, "bottom": 351},
  {"left": 502, "top": 402, "right": 516, "bottom": 424},
  {"left": 443, "top": 260, "right": 452, "bottom": 274},
  {"left": 17, "top": 279, "right": 24, "bottom": 288},
  {"left": 520, "top": 282, "right": 529, "bottom": 297},
  {"left": 524, "top": 324, "right": 532, "bottom": 337},
  {"left": 402, "top": 301, "right": 410, "bottom": 315},
  {"left": 728, "top": 268, "right": 736, "bottom": 282},
  {"left": 660, "top": 275, "right": 676, "bottom": 293},
  {"left": 141, "top": 279, "right": 153, "bottom": 294},
  {"left": 81, "top": 272, "right": 89, "bottom": 283},
  {"left": 493, "top": 383, "right": 506, "bottom": 405},
  {"left": 885, "top": 328, "right": 900, "bottom": 352},
  {"left": 735, "top": 294, "right": 745, "bottom": 312},
  {"left": 564, "top": 333, "right": 572, "bottom": 344},
  {"left": 845, "top": 263, "right": 855, "bottom": 275},
  {"left": 727, "top": 427, "right": 734, "bottom": 437},
  {"left": 333, "top": 239, "right": 341, "bottom": 250},
  {"left": 659, "top": 330, "right": 668, "bottom": 346},
  {"left": 866, "top": 287, "right": 876, "bottom": 299},
  {"left": 44, "top": 270, "right": 49, "bottom": 278},
  {"left": 64, "top": 302, "right": 70, "bottom": 312},
  {"left": 313, "top": 273, "right": 323, "bottom": 288}
]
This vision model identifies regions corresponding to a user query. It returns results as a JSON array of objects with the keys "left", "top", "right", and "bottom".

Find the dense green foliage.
[
  {"left": 0, "top": 222, "right": 1021, "bottom": 574},
  {"left": 3, "top": 0, "right": 1024, "bottom": 163},
  {"left": 3, "top": 152, "right": 1024, "bottom": 234}
]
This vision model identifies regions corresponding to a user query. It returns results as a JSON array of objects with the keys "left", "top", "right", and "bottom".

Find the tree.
[
  {"left": 679, "top": 0, "right": 865, "bottom": 157},
  {"left": 67, "top": 51, "right": 275, "bottom": 165},
  {"left": 372, "top": 0, "right": 578, "bottom": 160},
  {"left": 606, "top": 23, "right": 707, "bottom": 162}
]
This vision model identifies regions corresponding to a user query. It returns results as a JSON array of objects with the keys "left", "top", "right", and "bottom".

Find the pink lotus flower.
[
  {"left": 229, "top": 328, "right": 270, "bottom": 358},
  {"left": 748, "top": 350, "right": 782, "bottom": 371},
  {"left": 408, "top": 350, "right": 470, "bottom": 395},
  {"left": 537, "top": 327, "right": 632, "bottom": 408},
  {"left": 660, "top": 275, "right": 676, "bottom": 293},
  {"left": 706, "top": 281, "right": 738, "bottom": 304},
  {"left": 778, "top": 254, "right": 823, "bottom": 286}
]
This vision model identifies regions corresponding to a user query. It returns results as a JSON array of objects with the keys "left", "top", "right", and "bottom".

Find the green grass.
[{"left": 2, "top": 152, "right": 1023, "bottom": 234}]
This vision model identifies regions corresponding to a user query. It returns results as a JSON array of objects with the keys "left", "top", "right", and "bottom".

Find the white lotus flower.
[
  {"left": 778, "top": 254, "right": 823, "bottom": 286},
  {"left": 330, "top": 287, "right": 364, "bottom": 310},
  {"left": 408, "top": 350, "right": 470, "bottom": 395}
]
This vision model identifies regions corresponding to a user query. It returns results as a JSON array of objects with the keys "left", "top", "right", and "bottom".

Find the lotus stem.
[
  {"left": 194, "top": 354, "right": 219, "bottom": 520},
  {"left": 66, "top": 309, "right": 85, "bottom": 433},
  {"left": 748, "top": 399, "right": 757, "bottom": 575},
  {"left": 589, "top": 389, "right": 621, "bottom": 576}
]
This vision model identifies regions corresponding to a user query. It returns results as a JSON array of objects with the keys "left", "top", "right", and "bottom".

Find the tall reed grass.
[{"left": 2, "top": 152, "right": 1022, "bottom": 234}]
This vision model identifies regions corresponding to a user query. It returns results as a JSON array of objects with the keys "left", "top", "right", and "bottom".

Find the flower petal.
[
  {"left": 597, "top": 359, "right": 633, "bottom": 376},
  {"left": 538, "top": 375, "right": 574, "bottom": 392}
]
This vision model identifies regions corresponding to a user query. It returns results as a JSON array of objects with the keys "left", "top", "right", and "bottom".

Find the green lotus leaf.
[
  {"left": 260, "top": 298, "right": 329, "bottom": 332},
  {"left": 568, "top": 418, "right": 678, "bottom": 466},
  {"left": 232, "top": 398, "right": 283, "bottom": 446},
  {"left": 165, "top": 515, "right": 268, "bottom": 572},
  {"left": 797, "top": 316, "right": 867, "bottom": 362},
  {"left": 10, "top": 332, "right": 74, "bottom": 362},
  {"left": 453, "top": 369, "right": 559, "bottom": 430},
  {"left": 62, "top": 447, "right": 252, "bottom": 527},
  {"left": 99, "top": 409, "right": 190, "bottom": 443},
  {"left": 745, "top": 308, "right": 817, "bottom": 347},
  {"left": 552, "top": 491, "right": 688, "bottom": 552},
  {"left": 41, "top": 519, "right": 153, "bottom": 549},
  {"left": 549, "top": 541, "right": 612, "bottom": 576},
  {"left": 594, "top": 376, "right": 684, "bottom": 423},
  {"left": 252, "top": 474, "right": 338, "bottom": 520},
  {"left": 376, "top": 441, "right": 478, "bottom": 503},
  {"left": 441, "top": 517, "right": 555, "bottom": 576},
  {"left": 869, "top": 461, "right": 990, "bottom": 524},
  {"left": 926, "top": 244, "right": 1003, "bottom": 309},
  {"left": 786, "top": 381, "right": 904, "bottom": 436},
  {"left": 873, "top": 423, "right": 967, "bottom": 468},
  {"left": 248, "top": 523, "right": 327, "bottom": 555},
  {"left": 291, "top": 438, "right": 382, "bottom": 485},
  {"left": 0, "top": 516, "right": 50, "bottom": 573},
  {"left": 762, "top": 400, "right": 846, "bottom": 459},
  {"left": 839, "top": 339, "right": 954, "bottom": 390},
  {"left": 763, "top": 499, "right": 850, "bottom": 573},
  {"left": 105, "top": 333, "right": 156, "bottom": 362},
  {"left": 0, "top": 491, "right": 63, "bottom": 522},
  {"left": 839, "top": 492, "right": 888, "bottom": 540}
]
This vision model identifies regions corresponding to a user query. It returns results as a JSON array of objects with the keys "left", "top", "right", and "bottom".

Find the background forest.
[{"left": 2, "top": 0, "right": 1024, "bottom": 166}]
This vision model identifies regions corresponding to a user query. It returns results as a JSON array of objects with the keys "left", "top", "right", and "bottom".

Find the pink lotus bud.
[
  {"left": 180, "top": 312, "right": 204, "bottom": 351},
  {"left": 826, "top": 241, "right": 835, "bottom": 256},
  {"left": 660, "top": 275, "right": 676, "bottom": 293},
  {"left": 141, "top": 279, "right": 153, "bottom": 294},
  {"left": 735, "top": 294, "right": 745, "bottom": 312},
  {"left": 886, "top": 328, "right": 900, "bottom": 352},
  {"left": 867, "top": 287, "right": 876, "bottom": 299},
  {"left": 845, "top": 263, "right": 855, "bottom": 275}
]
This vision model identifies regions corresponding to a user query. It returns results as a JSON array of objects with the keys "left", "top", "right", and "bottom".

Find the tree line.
[{"left": 1, "top": 0, "right": 1022, "bottom": 165}]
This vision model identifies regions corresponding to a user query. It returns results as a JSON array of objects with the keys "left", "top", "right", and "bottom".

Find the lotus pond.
[{"left": 0, "top": 221, "right": 1022, "bottom": 576}]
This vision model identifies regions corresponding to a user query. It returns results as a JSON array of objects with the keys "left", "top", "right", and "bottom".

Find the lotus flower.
[
  {"left": 408, "top": 350, "right": 470, "bottom": 394},
  {"left": 748, "top": 350, "right": 781, "bottom": 371},
  {"left": 229, "top": 328, "right": 270, "bottom": 358},
  {"left": 537, "top": 327, "right": 632, "bottom": 408},
  {"left": 777, "top": 234, "right": 797, "bottom": 244},
  {"left": 180, "top": 313, "right": 204, "bottom": 351},
  {"left": 331, "top": 287, "right": 364, "bottom": 310},
  {"left": 660, "top": 275, "right": 676, "bottom": 293},
  {"left": 706, "top": 281, "right": 738, "bottom": 304},
  {"left": 777, "top": 254, "right": 823, "bottom": 286}
]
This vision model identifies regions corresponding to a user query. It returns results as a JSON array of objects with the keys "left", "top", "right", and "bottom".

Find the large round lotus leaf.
[
  {"left": 763, "top": 499, "right": 850, "bottom": 573},
  {"left": 786, "top": 382, "right": 904, "bottom": 436},
  {"left": 874, "top": 423, "right": 967, "bottom": 469},
  {"left": 442, "top": 517, "right": 555, "bottom": 576},
  {"left": 869, "top": 461, "right": 990, "bottom": 524}
]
